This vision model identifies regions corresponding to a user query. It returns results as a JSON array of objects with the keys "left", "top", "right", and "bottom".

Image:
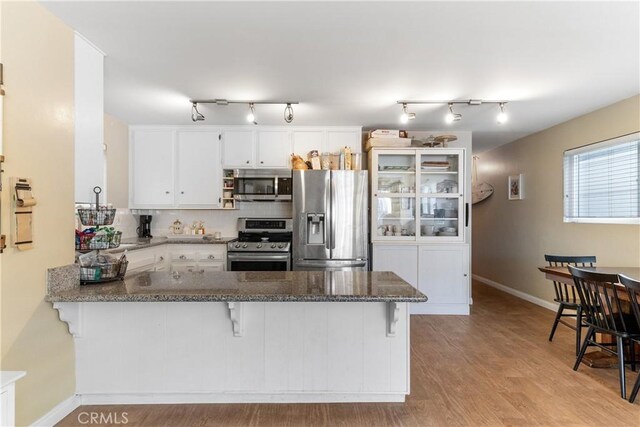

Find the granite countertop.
[
  {"left": 46, "top": 266, "right": 428, "bottom": 303},
  {"left": 106, "top": 236, "right": 237, "bottom": 254}
]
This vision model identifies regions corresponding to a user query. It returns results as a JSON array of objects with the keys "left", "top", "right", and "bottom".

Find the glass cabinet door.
[
  {"left": 373, "top": 152, "right": 417, "bottom": 240},
  {"left": 418, "top": 150, "right": 464, "bottom": 241}
]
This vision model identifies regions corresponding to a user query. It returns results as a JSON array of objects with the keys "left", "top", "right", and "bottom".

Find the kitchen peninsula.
[{"left": 47, "top": 268, "right": 426, "bottom": 404}]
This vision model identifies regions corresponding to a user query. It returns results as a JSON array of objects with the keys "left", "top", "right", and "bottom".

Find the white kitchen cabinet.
[
  {"left": 326, "top": 129, "right": 362, "bottom": 154},
  {"left": 130, "top": 128, "right": 221, "bottom": 209},
  {"left": 124, "top": 246, "right": 165, "bottom": 275},
  {"left": 292, "top": 129, "right": 324, "bottom": 158},
  {"left": 222, "top": 129, "right": 255, "bottom": 167},
  {"left": 256, "top": 130, "right": 292, "bottom": 168},
  {"left": 369, "top": 148, "right": 466, "bottom": 243},
  {"left": 130, "top": 129, "right": 175, "bottom": 208},
  {"left": 176, "top": 130, "right": 222, "bottom": 208},
  {"left": 372, "top": 243, "right": 469, "bottom": 315},
  {"left": 167, "top": 244, "right": 226, "bottom": 272},
  {"left": 416, "top": 244, "right": 469, "bottom": 314},
  {"left": 372, "top": 245, "right": 418, "bottom": 287}
]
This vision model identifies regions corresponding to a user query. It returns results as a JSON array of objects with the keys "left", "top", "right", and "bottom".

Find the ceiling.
[{"left": 42, "top": 1, "right": 639, "bottom": 152}]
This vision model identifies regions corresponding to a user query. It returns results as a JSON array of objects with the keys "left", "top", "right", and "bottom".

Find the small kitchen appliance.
[
  {"left": 227, "top": 218, "right": 292, "bottom": 271},
  {"left": 137, "top": 215, "right": 153, "bottom": 238},
  {"left": 233, "top": 169, "right": 292, "bottom": 201}
]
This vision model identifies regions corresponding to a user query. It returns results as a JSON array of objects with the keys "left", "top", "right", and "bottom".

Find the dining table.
[{"left": 538, "top": 265, "right": 640, "bottom": 368}]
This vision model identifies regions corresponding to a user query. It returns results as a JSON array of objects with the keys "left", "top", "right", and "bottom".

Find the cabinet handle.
[
  {"left": 464, "top": 274, "right": 468, "bottom": 277},
  {"left": 179, "top": 255, "right": 187, "bottom": 260},
  {"left": 465, "top": 202, "right": 469, "bottom": 227},
  {"left": 158, "top": 256, "right": 164, "bottom": 262},
  {"left": 260, "top": 161, "right": 264, "bottom": 164},
  {"left": 181, "top": 191, "right": 184, "bottom": 194},
  {"left": 246, "top": 160, "right": 250, "bottom": 164},
  {"left": 165, "top": 191, "right": 170, "bottom": 194},
  {"left": 219, "top": 197, "right": 221, "bottom": 203},
  {"left": 208, "top": 255, "right": 215, "bottom": 260}
]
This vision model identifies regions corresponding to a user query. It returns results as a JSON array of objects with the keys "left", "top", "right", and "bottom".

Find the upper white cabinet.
[
  {"left": 256, "top": 130, "right": 292, "bottom": 168},
  {"left": 130, "top": 127, "right": 221, "bottom": 209},
  {"left": 292, "top": 129, "right": 324, "bottom": 157},
  {"left": 222, "top": 129, "right": 254, "bottom": 168},
  {"left": 130, "top": 129, "right": 175, "bottom": 208},
  {"left": 176, "top": 130, "right": 221, "bottom": 207},
  {"left": 326, "top": 129, "right": 362, "bottom": 154}
]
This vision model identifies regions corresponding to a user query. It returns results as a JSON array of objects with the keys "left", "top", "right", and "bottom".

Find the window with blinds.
[{"left": 563, "top": 132, "right": 639, "bottom": 224}]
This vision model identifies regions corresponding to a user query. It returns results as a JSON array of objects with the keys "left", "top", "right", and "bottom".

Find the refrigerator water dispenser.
[{"left": 306, "top": 213, "right": 325, "bottom": 245}]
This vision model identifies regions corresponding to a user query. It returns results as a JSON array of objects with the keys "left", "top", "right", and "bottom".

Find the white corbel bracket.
[
  {"left": 387, "top": 301, "right": 399, "bottom": 337},
  {"left": 53, "top": 302, "right": 82, "bottom": 338},
  {"left": 227, "top": 302, "right": 243, "bottom": 337}
]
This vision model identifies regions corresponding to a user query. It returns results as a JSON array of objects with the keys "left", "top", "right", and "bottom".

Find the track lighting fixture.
[
  {"left": 399, "top": 103, "right": 416, "bottom": 124},
  {"left": 396, "top": 99, "right": 509, "bottom": 125},
  {"left": 246, "top": 103, "right": 257, "bottom": 125},
  {"left": 191, "top": 103, "right": 205, "bottom": 122},
  {"left": 284, "top": 103, "right": 294, "bottom": 124},
  {"left": 497, "top": 102, "right": 508, "bottom": 124},
  {"left": 189, "top": 99, "right": 299, "bottom": 124},
  {"left": 445, "top": 103, "right": 462, "bottom": 124}
]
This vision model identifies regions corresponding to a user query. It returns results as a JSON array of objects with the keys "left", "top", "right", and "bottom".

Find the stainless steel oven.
[
  {"left": 233, "top": 169, "right": 292, "bottom": 201},
  {"left": 227, "top": 218, "right": 293, "bottom": 271}
]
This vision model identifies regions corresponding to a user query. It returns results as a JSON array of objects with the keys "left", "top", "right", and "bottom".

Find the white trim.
[
  {"left": 79, "top": 392, "right": 405, "bottom": 405},
  {"left": 73, "top": 31, "right": 106, "bottom": 56},
  {"left": 31, "top": 394, "right": 81, "bottom": 427},
  {"left": 472, "top": 274, "right": 559, "bottom": 312},
  {"left": 563, "top": 217, "right": 640, "bottom": 225}
]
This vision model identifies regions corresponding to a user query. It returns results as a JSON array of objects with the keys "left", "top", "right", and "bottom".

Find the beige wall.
[
  {"left": 473, "top": 95, "right": 640, "bottom": 303},
  {"left": 1, "top": 1, "right": 76, "bottom": 425},
  {"left": 105, "top": 113, "right": 129, "bottom": 208}
]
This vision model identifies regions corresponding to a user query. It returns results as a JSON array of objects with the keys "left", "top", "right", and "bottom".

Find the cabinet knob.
[
  {"left": 260, "top": 161, "right": 264, "bottom": 164},
  {"left": 181, "top": 191, "right": 185, "bottom": 194},
  {"left": 158, "top": 256, "right": 164, "bottom": 262},
  {"left": 165, "top": 191, "right": 170, "bottom": 194},
  {"left": 179, "top": 255, "right": 187, "bottom": 260},
  {"left": 464, "top": 274, "right": 468, "bottom": 277},
  {"left": 246, "top": 160, "right": 250, "bottom": 164},
  {"left": 208, "top": 255, "right": 215, "bottom": 260}
]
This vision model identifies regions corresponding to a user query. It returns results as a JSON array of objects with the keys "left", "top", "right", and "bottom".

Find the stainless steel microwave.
[{"left": 233, "top": 169, "right": 292, "bottom": 201}]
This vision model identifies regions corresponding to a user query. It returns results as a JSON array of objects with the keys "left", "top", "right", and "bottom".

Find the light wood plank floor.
[{"left": 58, "top": 281, "right": 640, "bottom": 426}]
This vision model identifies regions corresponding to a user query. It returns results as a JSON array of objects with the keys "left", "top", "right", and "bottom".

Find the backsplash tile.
[{"left": 115, "top": 203, "right": 293, "bottom": 238}]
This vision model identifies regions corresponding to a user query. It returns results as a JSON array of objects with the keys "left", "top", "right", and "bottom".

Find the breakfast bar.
[{"left": 46, "top": 266, "right": 427, "bottom": 404}]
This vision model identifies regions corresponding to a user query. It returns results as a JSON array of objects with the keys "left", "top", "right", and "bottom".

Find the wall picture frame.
[{"left": 508, "top": 174, "right": 524, "bottom": 200}]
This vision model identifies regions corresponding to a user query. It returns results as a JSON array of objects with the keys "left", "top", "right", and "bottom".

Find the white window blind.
[{"left": 563, "top": 132, "right": 639, "bottom": 224}]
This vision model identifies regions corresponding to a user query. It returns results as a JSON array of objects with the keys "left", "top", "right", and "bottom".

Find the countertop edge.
[{"left": 46, "top": 295, "right": 428, "bottom": 303}]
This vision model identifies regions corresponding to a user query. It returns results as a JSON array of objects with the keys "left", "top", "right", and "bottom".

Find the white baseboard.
[
  {"left": 31, "top": 394, "right": 81, "bottom": 427},
  {"left": 79, "top": 392, "right": 405, "bottom": 404},
  {"left": 472, "top": 274, "right": 559, "bottom": 312}
]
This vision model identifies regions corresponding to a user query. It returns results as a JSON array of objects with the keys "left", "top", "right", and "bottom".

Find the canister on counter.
[
  {"left": 351, "top": 153, "right": 362, "bottom": 170},
  {"left": 344, "top": 146, "right": 352, "bottom": 170}
]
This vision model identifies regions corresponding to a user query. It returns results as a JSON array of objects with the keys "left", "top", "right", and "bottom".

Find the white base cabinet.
[
  {"left": 124, "top": 244, "right": 226, "bottom": 276},
  {"left": 0, "top": 371, "right": 26, "bottom": 427},
  {"left": 372, "top": 243, "right": 470, "bottom": 315}
]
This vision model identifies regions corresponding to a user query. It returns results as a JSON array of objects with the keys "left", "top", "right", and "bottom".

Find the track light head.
[
  {"left": 400, "top": 103, "right": 416, "bottom": 124},
  {"left": 445, "top": 103, "right": 461, "bottom": 124},
  {"left": 246, "top": 103, "right": 256, "bottom": 124},
  {"left": 191, "top": 103, "right": 205, "bottom": 122},
  {"left": 284, "top": 103, "right": 294, "bottom": 123},
  {"left": 497, "top": 102, "right": 508, "bottom": 124}
]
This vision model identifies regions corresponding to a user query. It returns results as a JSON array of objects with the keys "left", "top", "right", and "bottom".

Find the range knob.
[
  {"left": 277, "top": 244, "right": 284, "bottom": 249},
  {"left": 242, "top": 243, "right": 248, "bottom": 248},
  {"left": 271, "top": 243, "right": 277, "bottom": 248},
  {"left": 234, "top": 243, "right": 241, "bottom": 248},
  {"left": 257, "top": 244, "right": 262, "bottom": 248}
]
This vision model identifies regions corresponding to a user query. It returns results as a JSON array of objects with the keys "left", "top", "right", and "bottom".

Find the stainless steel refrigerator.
[{"left": 292, "top": 170, "right": 368, "bottom": 271}]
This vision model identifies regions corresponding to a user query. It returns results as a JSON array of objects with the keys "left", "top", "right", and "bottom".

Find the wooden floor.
[{"left": 58, "top": 281, "right": 640, "bottom": 426}]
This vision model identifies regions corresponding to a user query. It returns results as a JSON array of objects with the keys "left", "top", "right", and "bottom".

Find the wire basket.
[
  {"left": 76, "top": 231, "right": 122, "bottom": 251},
  {"left": 77, "top": 207, "right": 117, "bottom": 226},
  {"left": 80, "top": 259, "right": 128, "bottom": 284}
]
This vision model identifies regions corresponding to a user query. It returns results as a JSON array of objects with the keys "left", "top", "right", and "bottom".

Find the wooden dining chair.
[
  {"left": 619, "top": 274, "right": 640, "bottom": 403},
  {"left": 570, "top": 267, "right": 640, "bottom": 399},
  {"left": 545, "top": 254, "right": 596, "bottom": 355}
]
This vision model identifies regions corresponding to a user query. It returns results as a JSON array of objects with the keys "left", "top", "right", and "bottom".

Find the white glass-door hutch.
[{"left": 370, "top": 148, "right": 466, "bottom": 242}]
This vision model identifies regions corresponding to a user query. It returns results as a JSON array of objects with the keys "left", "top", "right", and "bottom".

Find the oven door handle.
[{"left": 227, "top": 253, "right": 290, "bottom": 261}]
